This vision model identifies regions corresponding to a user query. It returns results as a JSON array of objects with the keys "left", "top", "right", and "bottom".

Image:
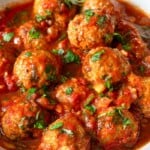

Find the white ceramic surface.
[{"left": 0, "top": 0, "right": 149, "bottom": 150}]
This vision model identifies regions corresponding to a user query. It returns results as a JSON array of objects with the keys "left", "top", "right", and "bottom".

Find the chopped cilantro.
[
  {"left": 25, "top": 51, "right": 32, "bottom": 57},
  {"left": 65, "top": 87, "right": 73, "bottom": 95},
  {"left": 64, "top": 0, "right": 84, "bottom": 8},
  {"left": 34, "top": 120, "right": 46, "bottom": 129},
  {"left": 29, "top": 27, "right": 40, "bottom": 39},
  {"left": 91, "top": 50, "right": 105, "bottom": 62},
  {"left": 97, "top": 15, "right": 107, "bottom": 28},
  {"left": 84, "top": 94, "right": 95, "bottom": 106},
  {"left": 84, "top": 9, "right": 95, "bottom": 22},
  {"left": 52, "top": 49, "right": 65, "bottom": 55},
  {"left": 50, "top": 122, "right": 63, "bottom": 130},
  {"left": 85, "top": 105, "right": 96, "bottom": 114},
  {"left": 113, "top": 32, "right": 124, "bottom": 43},
  {"left": 104, "top": 33, "right": 113, "bottom": 44},
  {"left": 60, "top": 75, "right": 68, "bottom": 83},
  {"left": 63, "top": 50, "right": 80, "bottom": 64},
  {"left": 122, "top": 43, "right": 132, "bottom": 51},
  {"left": 104, "top": 77, "right": 113, "bottom": 91},
  {"left": 27, "top": 87, "right": 37, "bottom": 99},
  {"left": 3, "top": 32, "right": 14, "bottom": 42}
]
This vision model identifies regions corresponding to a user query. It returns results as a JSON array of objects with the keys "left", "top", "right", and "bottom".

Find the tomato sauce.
[{"left": 0, "top": 0, "right": 149, "bottom": 150}]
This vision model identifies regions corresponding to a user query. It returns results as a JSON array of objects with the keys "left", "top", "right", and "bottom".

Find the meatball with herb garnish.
[
  {"left": 114, "top": 19, "right": 146, "bottom": 59},
  {"left": 82, "top": 47, "right": 131, "bottom": 93},
  {"left": 13, "top": 50, "right": 61, "bottom": 89},
  {"left": 33, "top": 0, "right": 78, "bottom": 39},
  {"left": 38, "top": 114, "right": 91, "bottom": 150},
  {"left": 96, "top": 107, "right": 139, "bottom": 149},
  {"left": 53, "top": 78, "right": 93, "bottom": 113},
  {"left": 1, "top": 94, "right": 49, "bottom": 140},
  {"left": 67, "top": 11, "right": 116, "bottom": 50},
  {"left": 16, "top": 21, "right": 49, "bottom": 50},
  {"left": 82, "top": 0, "right": 121, "bottom": 16}
]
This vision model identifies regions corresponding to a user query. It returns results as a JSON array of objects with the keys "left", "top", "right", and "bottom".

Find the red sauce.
[{"left": 0, "top": 1, "right": 149, "bottom": 150}]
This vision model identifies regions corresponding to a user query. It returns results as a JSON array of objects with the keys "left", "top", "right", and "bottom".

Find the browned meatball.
[
  {"left": 16, "top": 21, "right": 49, "bottom": 50},
  {"left": 115, "top": 20, "right": 146, "bottom": 59},
  {"left": 127, "top": 73, "right": 150, "bottom": 118},
  {"left": 1, "top": 95, "right": 40, "bottom": 140},
  {"left": 53, "top": 78, "right": 93, "bottom": 113},
  {"left": 97, "top": 107, "right": 139, "bottom": 149},
  {"left": 82, "top": 0, "right": 121, "bottom": 17},
  {"left": 82, "top": 47, "right": 131, "bottom": 93},
  {"left": 67, "top": 12, "right": 116, "bottom": 50},
  {"left": 13, "top": 50, "right": 60, "bottom": 89},
  {"left": 38, "top": 114, "right": 91, "bottom": 150},
  {"left": 33, "top": 0, "right": 77, "bottom": 40}
]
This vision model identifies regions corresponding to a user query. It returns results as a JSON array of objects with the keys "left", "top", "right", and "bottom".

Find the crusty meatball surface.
[
  {"left": 82, "top": 47, "right": 131, "bottom": 93},
  {"left": 1, "top": 96, "right": 39, "bottom": 140},
  {"left": 38, "top": 114, "right": 91, "bottom": 150},
  {"left": 115, "top": 20, "right": 146, "bottom": 59},
  {"left": 127, "top": 73, "right": 150, "bottom": 118},
  {"left": 82, "top": 0, "right": 121, "bottom": 16},
  {"left": 13, "top": 50, "right": 60, "bottom": 89},
  {"left": 33, "top": 0, "right": 76, "bottom": 34},
  {"left": 53, "top": 78, "right": 92, "bottom": 112},
  {"left": 67, "top": 13, "right": 116, "bottom": 50},
  {"left": 96, "top": 107, "right": 139, "bottom": 149},
  {"left": 16, "top": 21, "right": 48, "bottom": 50}
]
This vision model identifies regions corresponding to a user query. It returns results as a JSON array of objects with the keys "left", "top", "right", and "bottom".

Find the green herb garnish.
[
  {"left": 65, "top": 87, "right": 73, "bottom": 95},
  {"left": 50, "top": 122, "right": 64, "bottom": 130},
  {"left": 84, "top": 9, "right": 95, "bottom": 22},
  {"left": 29, "top": 27, "right": 40, "bottom": 39},
  {"left": 91, "top": 50, "right": 105, "bottom": 62},
  {"left": 63, "top": 50, "right": 80, "bottom": 64},
  {"left": 97, "top": 15, "right": 107, "bottom": 28},
  {"left": 3, "top": 32, "right": 14, "bottom": 42},
  {"left": 25, "top": 51, "right": 32, "bottom": 57}
]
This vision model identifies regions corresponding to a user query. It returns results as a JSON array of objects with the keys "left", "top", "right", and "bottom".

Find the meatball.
[
  {"left": 97, "top": 107, "right": 139, "bottom": 149},
  {"left": 82, "top": 47, "right": 131, "bottom": 93},
  {"left": 38, "top": 114, "right": 91, "bottom": 150},
  {"left": 115, "top": 20, "right": 146, "bottom": 59},
  {"left": 1, "top": 96, "right": 40, "bottom": 140},
  {"left": 127, "top": 73, "right": 150, "bottom": 118},
  {"left": 82, "top": 0, "right": 121, "bottom": 17},
  {"left": 53, "top": 78, "right": 93, "bottom": 113},
  {"left": 13, "top": 50, "right": 60, "bottom": 89},
  {"left": 33, "top": 0, "right": 76, "bottom": 37},
  {"left": 16, "top": 21, "right": 49, "bottom": 50},
  {"left": 67, "top": 12, "right": 116, "bottom": 50}
]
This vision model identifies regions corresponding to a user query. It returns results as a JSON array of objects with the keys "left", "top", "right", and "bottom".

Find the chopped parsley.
[
  {"left": 3, "top": 32, "right": 14, "bottom": 42},
  {"left": 104, "top": 33, "right": 113, "bottom": 44},
  {"left": 122, "top": 43, "right": 132, "bottom": 51},
  {"left": 91, "top": 50, "right": 105, "bottom": 62},
  {"left": 52, "top": 49, "right": 65, "bottom": 55},
  {"left": 27, "top": 87, "right": 37, "bottom": 99},
  {"left": 25, "top": 51, "right": 32, "bottom": 57},
  {"left": 85, "top": 105, "right": 96, "bottom": 114},
  {"left": 34, "top": 120, "right": 46, "bottom": 129},
  {"left": 50, "top": 122, "right": 64, "bottom": 130},
  {"left": 29, "top": 27, "right": 40, "bottom": 39},
  {"left": 65, "top": 87, "right": 73, "bottom": 95},
  {"left": 97, "top": 15, "right": 107, "bottom": 28},
  {"left": 60, "top": 75, "right": 68, "bottom": 83},
  {"left": 35, "top": 10, "right": 52, "bottom": 23},
  {"left": 104, "top": 76, "right": 113, "bottom": 91},
  {"left": 63, "top": 50, "right": 80, "bottom": 64},
  {"left": 84, "top": 9, "right": 95, "bottom": 22},
  {"left": 84, "top": 94, "right": 95, "bottom": 106},
  {"left": 64, "top": 0, "right": 84, "bottom": 8}
]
